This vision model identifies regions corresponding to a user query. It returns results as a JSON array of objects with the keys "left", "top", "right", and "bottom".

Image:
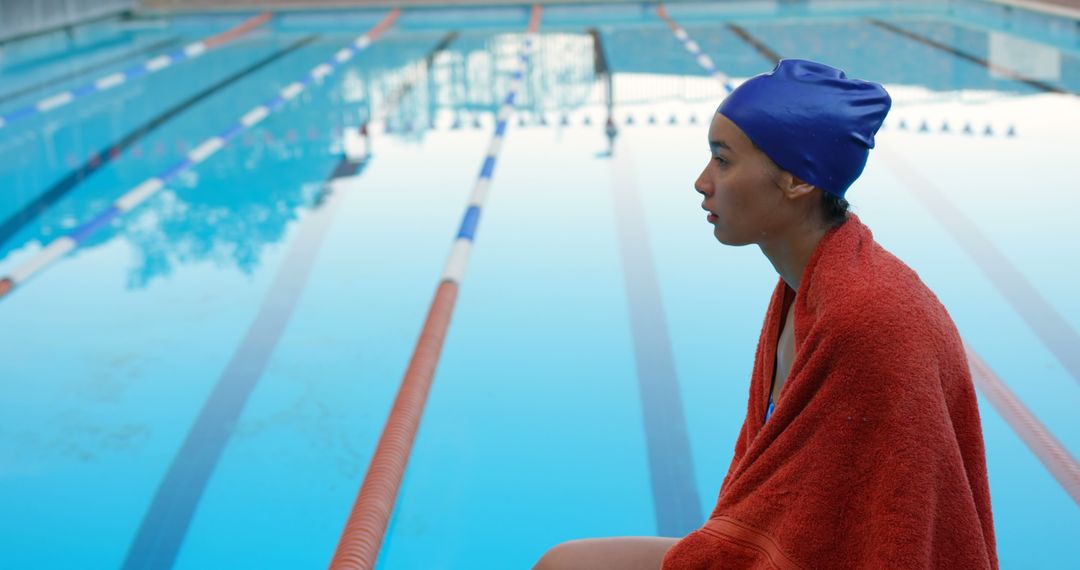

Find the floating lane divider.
[
  {"left": 0, "top": 12, "right": 272, "bottom": 131},
  {"left": 655, "top": 4, "right": 735, "bottom": 93},
  {"left": 0, "top": 34, "right": 319, "bottom": 250},
  {"left": 965, "top": 343, "right": 1080, "bottom": 505},
  {"left": 0, "top": 35, "right": 185, "bottom": 106},
  {"left": 328, "top": 6, "right": 542, "bottom": 570},
  {"left": 122, "top": 33, "right": 457, "bottom": 570},
  {"left": 0, "top": 9, "right": 401, "bottom": 303}
]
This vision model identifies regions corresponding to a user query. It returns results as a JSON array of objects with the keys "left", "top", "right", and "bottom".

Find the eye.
[{"left": 713, "top": 155, "right": 728, "bottom": 166}]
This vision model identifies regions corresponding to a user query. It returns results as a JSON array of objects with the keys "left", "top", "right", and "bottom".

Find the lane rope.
[
  {"left": 656, "top": 4, "right": 735, "bottom": 93},
  {"left": 0, "top": 34, "right": 319, "bottom": 250},
  {"left": 965, "top": 343, "right": 1080, "bottom": 506},
  {"left": 0, "top": 10, "right": 401, "bottom": 302},
  {"left": 0, "top": 35, "right": 184, "bottom": 106},
  {"left": 0, "top": 12, "right": 273, "bottom": 130},
  {"left": 327, "top": 6, "right": 542, "bottom": 570}
]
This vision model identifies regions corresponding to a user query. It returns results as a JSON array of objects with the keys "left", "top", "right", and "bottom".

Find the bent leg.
[{"left": 533, "top": 536, "right": 680, "bottom": 570}]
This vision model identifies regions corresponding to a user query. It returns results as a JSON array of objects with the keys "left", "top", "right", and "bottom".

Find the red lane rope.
[
  {"left": 328, "top": 281, "right": 459, "bottom": 570},
  {"left": 203, "top": 12, "right": 273, "bottom": 49},
  {"left": 656, "top": 4, "right": 678, "bottom": 32},
  {"left": 965, "top": 343, "right": 1080, "bottom": 505},
  {"left": 327, "top": 9, "right": 541, "bottom": 568},
  {"left": 360, "top": 9, "right": 400, "bottom": 42}
]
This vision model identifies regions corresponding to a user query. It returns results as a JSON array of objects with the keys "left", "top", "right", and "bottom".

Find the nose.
[{"left": 694, "top": 165, "right": 711, "bottom": 197}]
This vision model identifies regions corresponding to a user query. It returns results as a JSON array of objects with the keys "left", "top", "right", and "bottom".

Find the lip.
[{"left": 706, "top": 213, "right": 717, "bottom": 223}]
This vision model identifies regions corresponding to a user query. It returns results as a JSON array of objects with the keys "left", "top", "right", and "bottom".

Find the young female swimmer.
[{"left": 534, "top": 59, "right": 997, "bottom": 570}]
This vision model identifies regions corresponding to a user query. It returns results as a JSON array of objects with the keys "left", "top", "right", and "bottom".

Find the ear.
[{"left": 774, "top": 171, "right": 818, "bottom": 201}]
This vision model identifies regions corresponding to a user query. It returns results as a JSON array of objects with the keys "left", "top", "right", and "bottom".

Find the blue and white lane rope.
[
  {"left": 440, "top": 26, "right": 538, "bottom": 284},
  {"left": 329, "top": 8, "right": 542, "bottom": 569},
  {"left": 0, "top": 12, "right": 272, "bottom": 131},
  {"left": 656, "top": 5, "right": 735, "bottom": 94},
  {"left": 0, "top": 10, "right": 400, "bottom": 302}
]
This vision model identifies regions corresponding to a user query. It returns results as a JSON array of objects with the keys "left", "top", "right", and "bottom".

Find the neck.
[{"left": 758, "top": 219, "right": 830, "bottom": 292}]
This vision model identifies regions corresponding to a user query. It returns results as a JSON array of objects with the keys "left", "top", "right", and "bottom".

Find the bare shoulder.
[{"left": 533, "top": 536, "right": 681, "bottom": 570}]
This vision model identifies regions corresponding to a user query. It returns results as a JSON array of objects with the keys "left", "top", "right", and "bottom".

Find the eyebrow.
[{"left": 709, "top": 140, "right": 732, "bottom": 153}]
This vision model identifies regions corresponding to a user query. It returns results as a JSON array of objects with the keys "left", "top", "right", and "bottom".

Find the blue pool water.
[{"left": 1, "top": 1, "right": 1078, "bottom": 568}]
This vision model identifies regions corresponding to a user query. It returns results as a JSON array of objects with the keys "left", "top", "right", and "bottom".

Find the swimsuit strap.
[{"left": 764, "top": 396, "right": 775, "bottom": 423}]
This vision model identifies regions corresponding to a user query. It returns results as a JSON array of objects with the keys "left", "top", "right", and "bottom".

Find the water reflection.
[
  {"left": 118, "top": 179, "right": 324, "bottom": 288},
  {"left": 2, "top": 14, "right": 1076, "bottom": 293}
]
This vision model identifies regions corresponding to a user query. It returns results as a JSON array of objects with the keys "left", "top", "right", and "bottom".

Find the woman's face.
[{"left": 694, "top": 112, "right": 789, "bottom": 246}]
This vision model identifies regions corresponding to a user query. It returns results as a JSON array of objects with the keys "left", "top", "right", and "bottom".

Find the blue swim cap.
[{"left": 717, "top": 59, "right": 891, "bottom": 198}]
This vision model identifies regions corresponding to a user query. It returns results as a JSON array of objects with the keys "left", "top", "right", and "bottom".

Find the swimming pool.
[{"left": 1, "top": 0, "right": 1077, "bottom": 567}]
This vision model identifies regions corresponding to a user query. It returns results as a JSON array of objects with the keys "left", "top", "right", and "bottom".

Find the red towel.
[{"left": 662, "top": 215, "right": 997, "bottom": 569}]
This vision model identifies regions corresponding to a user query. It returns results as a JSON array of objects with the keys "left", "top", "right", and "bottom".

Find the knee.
[{"left": 532, "top": 540, "right": 581, "bottom": 570}]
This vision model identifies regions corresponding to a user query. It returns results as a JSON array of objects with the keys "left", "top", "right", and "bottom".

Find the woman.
[{"left": 535, "top": 59, "right": 997, "bottom": 569}]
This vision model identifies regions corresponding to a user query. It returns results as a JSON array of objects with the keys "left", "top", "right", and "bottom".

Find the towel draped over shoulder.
[{"left": 662, "top": 215, "right": 997, "bottom": 569}]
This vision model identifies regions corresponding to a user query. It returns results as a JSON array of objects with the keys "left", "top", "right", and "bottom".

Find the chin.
[{"left": 713, "top": 225, "right": 750, "bottom": 246}]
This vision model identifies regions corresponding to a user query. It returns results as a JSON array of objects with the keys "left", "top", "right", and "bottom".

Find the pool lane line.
[
  {"left": 726, "top": 23, "right": 782, "bottom": 65},
  {"left": 592, "top": 23, "right": 703, "bottom": 536},
  {"left": 868, "top": 18, "right": 1072, "bottom": 96},
  {"left": 712, "top": 21, "right": 781, "bottom": 67},
  {"left": 726, "top": 17, "right": 1080, "bottom": 505},
  {"left": 0, "top": 12, "right": 273, "bottom": 131},
  {"left": 0, "top": 9, "right": 400, "bottom": 303},
  {"left": 328, "top": 7, "right": 541, "bottom": 569},
  {"left": 2, "top": 33, "right": 145, "bottom": 75},
  {"left": 655, "top": 4, "right": 736, "bottom": 93},
  {"left": 120, "top": 159, "right": 370, "bottom": 570},
  {"left": 0, "top": 34, "right": 318, "bottom": 250},
  {"left": 609, "top": 140, "right": 704, "bottom": 535},
  {"left": 0, "top": 9, "right": 127, "bottom": 47},
  {"left": 724, "top": 15, "right": 1071, "bottom": 98},
  {"left": 120, "top": 30, "right": 456, "bottom": 570},
  {"left": 879, "top": 147, "right": 1080, "bottom": 390},
  {"left": 586, "top": 28, "right": 615, "bottom": 128},
  {"left": 0, "top": 35, "right": 184, "bottom": 106},
  {"left": 965, "top": 343, "right": 1080, "bottom": 505},
  {"left": 374, "top": 31, "right": 458, "bottom": 122}
]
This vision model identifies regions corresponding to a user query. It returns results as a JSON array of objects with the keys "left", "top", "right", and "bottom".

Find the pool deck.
[
  {"left": 138, "top": 0, "right": 630, "bottom": 10},
  {"left": 132, "top": 0, "right": 1080, "bottom": 22}
]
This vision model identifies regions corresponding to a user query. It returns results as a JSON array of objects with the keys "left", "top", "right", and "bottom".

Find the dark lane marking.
[
  {"left": 587, "top": 27, "right": 615, "bottom": 127},
  {"left": 586, "top": 28, "right": 609, "bottom": 75},
  {"left": 610, "top": 140, "right": 703, "bottom": 536},
  {"left": 0, "top": 10, "right": 126, "bottom": 47},
  {"left": 598, "top": 26, "right": 702, "bottom": 534},
  {"left": 869, "top": 18, "right": 1071, "bottom": 95},
  {"left": 121, "top": 155, "right": 369, "bottom": 570},
  {"left": 122, "top": 32, "right": 457, "bottom": 570},
  {"left": 0, "top": 36, "right": 184, "bottom": 106},
  {"left": 1, "top": 34, "right": 137, "bottom": 75},
  {"left": 382, "top": 31, "right": 457, "bottom": 108},
  {"left": 726, "top": 24, "right": 781, "bottom": 65},
  {"left": 0, "top": 35, "right": 317, "bottom": 249},
  {"left": 596, "top": 23, "right": 702, "bottom": 534},
  {"left": 426, "top": 32, "right": 459, "bottom": 66},
  {"left": 881, "top": 148, "right": 1080, "bottom": 388}
]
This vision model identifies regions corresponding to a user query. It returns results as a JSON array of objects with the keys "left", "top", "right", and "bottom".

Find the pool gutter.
[{"left": 984, "top": 0, "right": 1080, "bottom": 21}]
